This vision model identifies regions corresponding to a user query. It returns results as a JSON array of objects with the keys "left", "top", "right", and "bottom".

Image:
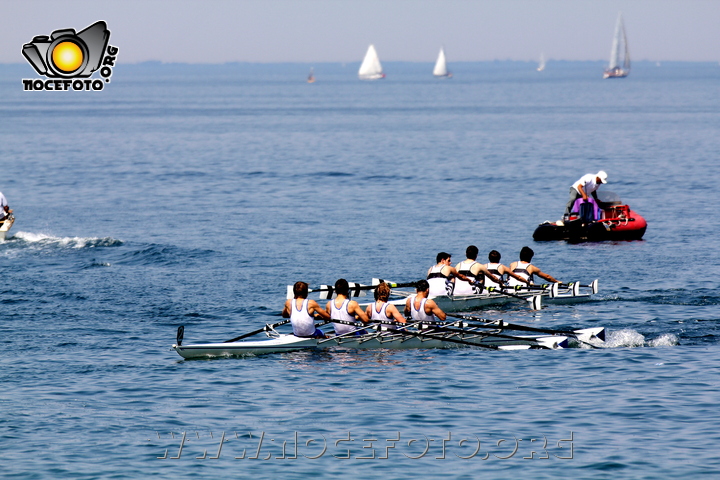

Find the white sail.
[
  {"left": 537, "top": 53, "right": 546, "bottom": 72},
  {"left": 604, "top": 13, "right": 630, "bottom": 78},
  {"left": 358, "top": 45, "right": 385, "bottom": 80},
  {"left": 433, "top": 47, "right": 450, "bottom": 77}
]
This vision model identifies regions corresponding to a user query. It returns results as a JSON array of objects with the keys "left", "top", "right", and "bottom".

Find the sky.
[{"left": 2, "top": 0, "right": 719, "bottom": 64}]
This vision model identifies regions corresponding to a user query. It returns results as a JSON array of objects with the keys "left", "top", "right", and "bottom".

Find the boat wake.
[
  {"left": 5, "top": 231, "right": 123, "bottom": 249},
  {"left": 603, "top": 329, "right": 679, "bottom": 348}
]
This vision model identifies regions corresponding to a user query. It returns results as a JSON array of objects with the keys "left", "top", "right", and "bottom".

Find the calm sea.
[{"left": 1, "top": 61, "right": 719, "bottom": 479}]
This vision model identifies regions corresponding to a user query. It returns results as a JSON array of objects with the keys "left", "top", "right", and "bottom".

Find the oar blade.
[
  {"left": 573, "top": 327, "right": 605, "bottom": 343},
  {"left": 348, "top": 282, "right": 368, "bottom": 298},
  {"left": 590, "top": 279, "right": 599, "bottom": 295},
  {"left": 535, "top": 335, "right": 569, "bottom": 350},
  {"left": 530, "top": 294, "right": 542, "bottom": 310},
  {"left": 318, "top": 285, "right": 334, "bottom": 299}
]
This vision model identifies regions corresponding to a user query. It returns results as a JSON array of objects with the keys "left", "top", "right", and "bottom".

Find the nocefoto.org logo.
[{"left": 21, "top": 20, "right": 119, "bottom": 91}]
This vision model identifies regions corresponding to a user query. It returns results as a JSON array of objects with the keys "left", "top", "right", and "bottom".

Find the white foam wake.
[
  {"left": 604, "top": 329, "right": 679, "bottom": 348},
  {"left": 10, "top": 231, "right": 123, "bottom": 248}
]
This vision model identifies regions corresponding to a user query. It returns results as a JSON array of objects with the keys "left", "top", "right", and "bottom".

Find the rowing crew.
[
  {"left": 283, "top": 246, "right": 562, "bottom": 340},
  {"left": 428, "top": 245, "right": 561, "bottom": 297},
  {"left": 282, "top": 278, "right": 447, "bottom": 339}
]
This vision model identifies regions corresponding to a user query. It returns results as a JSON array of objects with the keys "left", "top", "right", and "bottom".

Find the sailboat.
[
  {"left": 433, "top": 47, "right": 452, "bottom": 78},
  {"left": 307, "top": 67, "right": 315, "bottom": 83},
  {"left": 537, "top": 53, "right": 546, "bottom": 72},
  {"left": 603, "top": 13, "right": 631, "bottom": 79},
  {"left": 358, "top": 45, "right": 385, "bottom": 80}
]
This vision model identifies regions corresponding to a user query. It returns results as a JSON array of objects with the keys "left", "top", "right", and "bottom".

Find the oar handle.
[{"left": 223, "top": 318, "right": 292, "bottom": 343}]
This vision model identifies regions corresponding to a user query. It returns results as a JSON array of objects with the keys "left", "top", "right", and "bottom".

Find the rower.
[
  {"left": 326, "top": 278, "right": 370, "bottom": 336},
  {"left": 454, "top": 245, "right": 502, "bottom": 295},
  {"left": 282, "top": 281, "right": 331, "bottom": 338},
  {"left": 484, "top": 250, "right": 529, "bottom": 289},
  {"left": 427, "top": 252, "right": 471, "bottom": 297},
  {"left": 508, "top": 246, "right": 561, "bottom": 287},
  {"left": 365, "top": 282, "right": 406, "bottom": 329},
  {"left": 404, "top": 279, "right": 447, "bottom": 322},
  {"left": 0, "top": 190, "right": 12, "bottom": 222}
]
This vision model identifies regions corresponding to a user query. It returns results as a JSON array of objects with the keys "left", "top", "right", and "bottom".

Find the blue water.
[{"left": 1, "top": 61, "right": 720, "bottom": 479}]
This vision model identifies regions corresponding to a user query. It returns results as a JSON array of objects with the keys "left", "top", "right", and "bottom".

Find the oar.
[
  {"left": 324, "top": 318, "right": 530, "bottom": 350},
  {"left": 286, "top": 282, "right": 380, "bottom": 299},
  {"left": 445, "top": 313, "right": 604, "bottom": 347},
  {"left": 485, "top": 286, "right": 543, "bottom": 310},
  {"left": 417, "top": 322, "right": 563, "bottom": 349},
  {"left": 506, "top": 283, "right": 560, "bottom": 297},
  {"left": 225, "top": 317, "right": 337, "bottom": 343},
  {"left": 222, "top": 318, "right": 293, "bottom": 343},
  {"left": 510, "top": 280, "right": 599, "bottom": 297},
  {"left": 317, "top": 318, "right": 418, "bottom": 344},
  {"left": 561, "top": 279, "right": 598, "bottom": 295},
  {"left": 371, "top": 278, "right": 420, "bottom": 289}
]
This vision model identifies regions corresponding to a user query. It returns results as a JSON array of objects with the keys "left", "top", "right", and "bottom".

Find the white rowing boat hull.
[{"left": 173, "top": 331, "right": 570, "bottom": 359}]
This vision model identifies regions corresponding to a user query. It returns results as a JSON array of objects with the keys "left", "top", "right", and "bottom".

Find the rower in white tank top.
[
  {"left": 484, "top": 262, "right": 505, "bottom": 289},
  {"left": 508, "top": 261, "right": 534, "bottom": 287},
  {"left": 427, "top": 264, "right": 453, "bottom": 297},
  {"left": 370, "top": 302, "right": 396, "bottom": 330},
  {"left": 290, "top": 298, "right": 317, "bottom": 337},
  {"left": 409, "top": 294, "right": 438, "bottom": 322},
  {"left": 454, "top": 259, "right": 482, "bottom": 295},
  {"left": 330, "top": 298, "right": 358, "bottom": 335}
]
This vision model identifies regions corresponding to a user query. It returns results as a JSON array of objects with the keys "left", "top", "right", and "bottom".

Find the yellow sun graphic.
[{"left": 52, "top": 41, "right": 84, "bottom": 73}]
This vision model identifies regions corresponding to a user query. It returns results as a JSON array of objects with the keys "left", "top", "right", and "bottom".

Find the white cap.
[{"left": 597, "top": 171, "right": 608, "bottom": 184}]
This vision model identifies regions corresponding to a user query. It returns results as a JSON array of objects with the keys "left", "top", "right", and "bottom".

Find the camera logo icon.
[{"left": 22, "top": 21, "right": 110, "bottom": 78}]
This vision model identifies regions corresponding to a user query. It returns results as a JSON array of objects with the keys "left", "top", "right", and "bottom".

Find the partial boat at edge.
[{"left": 0, "top": 214, "right": 14, "bottom": 241}]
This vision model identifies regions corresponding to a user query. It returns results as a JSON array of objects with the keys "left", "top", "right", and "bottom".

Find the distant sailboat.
[
  {"left": 537, "top": 53, "right": 546, "bottom": 72},
  {"left": 307, "top": 67, "right": 315, "bottom": 83},
  {"left": 358, "top": 44, "right": 385, "bottom": 80},
  {"left": 603, "top": 13, "right": 631, "bottom": 79},
  {"left": 433, "top": 47, "right": 452, "bottom": 78}
]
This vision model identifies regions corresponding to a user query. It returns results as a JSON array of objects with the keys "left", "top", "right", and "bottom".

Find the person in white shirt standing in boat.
[
  {"left": 0, "top": 191, "right": 12, "bottom": 222},
  {"left": 453, "top": 245, "right": 504, "bottom": 295},
  {"left": 282, "top": 281, "right": 331, "bottom": 338},
  {"left": 484, "top": 250, "right": 530, "bottom": 289},
  {"left": 365, "top": 282, "right": 406, "bottom": 329},
  {"left": 507, "top": 246, "right": 561, "bottom": 287},
  {"left": 564, "top": 171, "right": 608, "bottom": 217},
  {"left": 426, "top": 252, "right": 472, "bottom": 297},
  {"left": 404, "top": 280, "right": 447, "bottom": 322},
  {"left": 326, "top": 278, "right": 370, "bottom": 336}
]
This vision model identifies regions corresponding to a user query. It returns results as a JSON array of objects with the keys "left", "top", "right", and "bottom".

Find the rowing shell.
[
  {"left": 303, "top": 279, "right": 598, "bottom": 313},
  {"left": 361, "top": 281, "right": 596, "bottom": 313},
  {"left": 172, "top": 324, "right": 574, "bottom": 359}
]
